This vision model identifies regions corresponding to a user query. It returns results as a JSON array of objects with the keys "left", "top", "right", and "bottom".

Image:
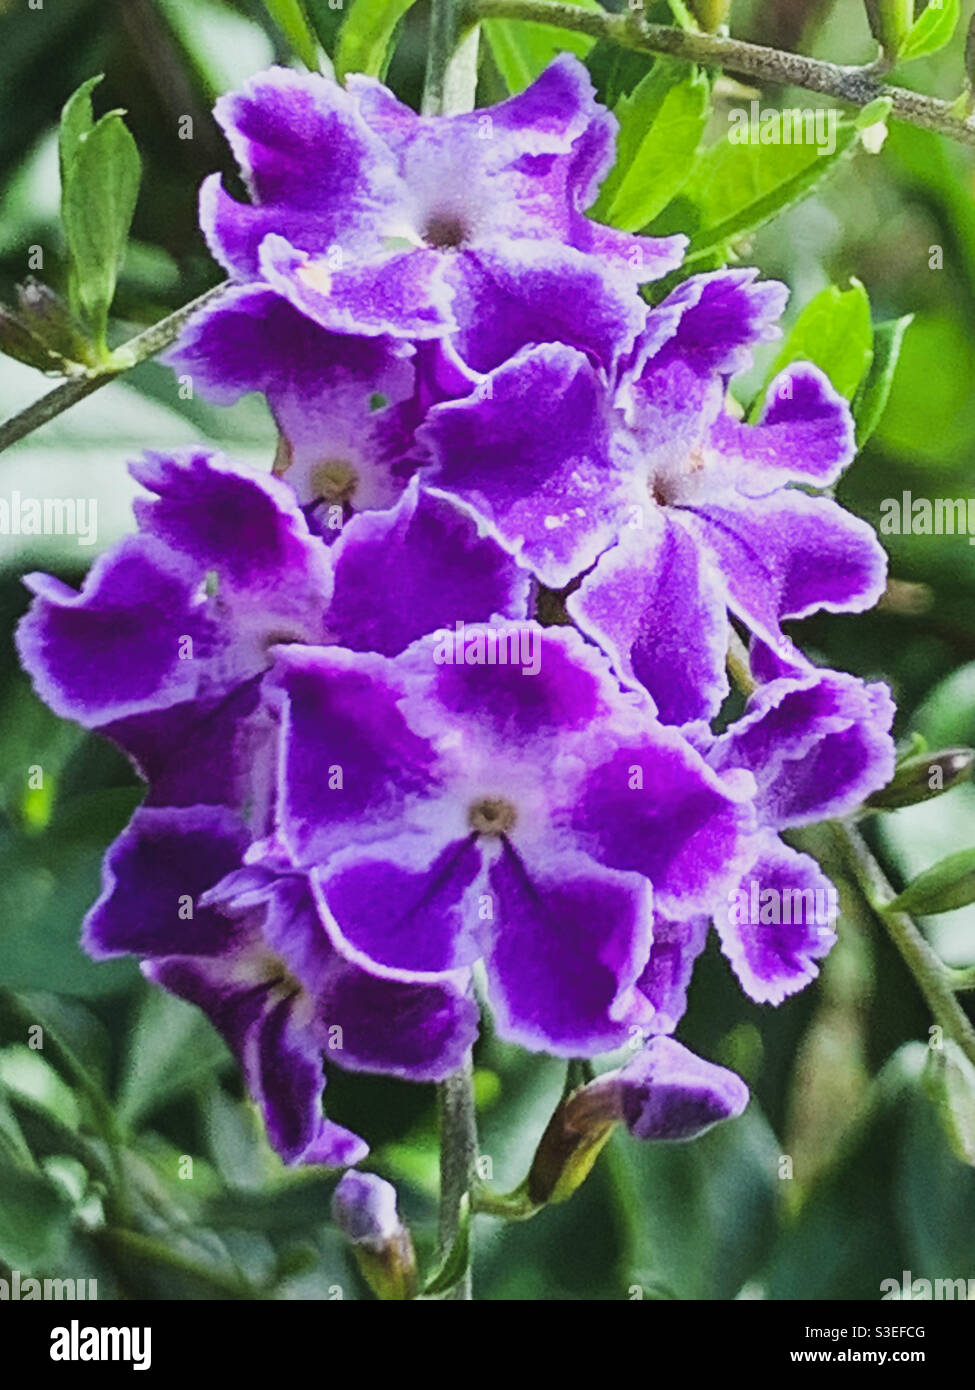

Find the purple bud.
[
  {"left": 332, "top": 1171, "right": 417, "bottom": 1301},
  {"left": 617, "top": 1036, "right": 749, "bottom": 1142}
]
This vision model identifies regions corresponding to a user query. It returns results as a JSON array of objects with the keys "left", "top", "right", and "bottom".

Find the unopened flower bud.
[
  {"left": 616, "top": 1036, "right": 749, "bottom": 1141},
  {"left": 867, "top": 747, "right": 974, "bottom": 810},
  {"left": 889, "top": 847, "right": 975, "bottom": 917},
  {"left": 689, "top": 0, "right": 731, "bottom": 31},
  {"left": 332, "top": 1171, "right": 418, "bottom": 1301}
]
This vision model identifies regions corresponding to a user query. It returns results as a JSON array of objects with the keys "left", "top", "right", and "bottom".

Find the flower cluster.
[{"left": 17, "top": 56, "right": 895, "bottom": 1167}]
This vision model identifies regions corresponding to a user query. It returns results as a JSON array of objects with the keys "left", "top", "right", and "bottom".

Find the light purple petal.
[
  {"left": 420, "top": 343, "right": 626, "bottom": 588},
  {"left": 638, "top": 914, "right": 710, "bottom": 1035},
  {"left": 567, "top": 512, "right": 730, "bottom": 724},
  {"left": 686, "top": 489, "right": 888, "bottom": 647}
]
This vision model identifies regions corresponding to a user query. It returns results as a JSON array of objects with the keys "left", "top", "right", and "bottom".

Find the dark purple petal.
[
  {"left": 447, "top": 239, "right": 647, "bottom": 374},
  {"left": 571, "top": 723, "right": 756, "bottom": 918},
  {"left": 714, "top": 364, "right": 855, "bottom": 493},
  {"left": 16, "top": 537, "right": 208, "bottom": 727},
  {"left": 201, "top": 66, "right": 400, "bottom": 276},
  {"left": 266, "top": 645, "right": 440, "bottom": 865},
  {"left": 716, "top": 834, "right": 838, "bottom": 1004},
  {"left": 311, "top": 835, "right": 485, "bottom": 977},
  {"left": 328, "top": 479, "right": 530, "bottom": 657},
  {"left": 83, "top": 806, "right": 249, "bottom": 959},
  {"left": 618, "top": 1035, "right": 749, "bottom": 1140},
  {"left": 567, "top": 513, "right": 730, "bottom": 724},
  {"left": 633, "top": 269, "right": 788, "bottom": 380},
  {"left": 484, "top": 841, "right": 654, "bottom": 1055}
]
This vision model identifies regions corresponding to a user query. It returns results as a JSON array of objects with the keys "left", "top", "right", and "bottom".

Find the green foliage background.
[{"left": 0, "top": 0, "right": 974, "bottom": 1300}]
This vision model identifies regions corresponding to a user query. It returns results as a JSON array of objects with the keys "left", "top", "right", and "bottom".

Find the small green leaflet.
[
  {"left": 591, "top": 62, "right": 710, "bottom": 232},
  {"left": 335, "top": 0, "right": 421, "bottom": 81},
  {"left": 484, "top": 0, "right": 603, "bottom": 93},
  {"left": 761, "top": 280, "right": 874, "bottom": 409},
  {"left": 899, "top": 0, "right": 961, "bottom": 62},
  {"left": 59, "top": 76, "right": 140, "bottom": 357},
  {"left": 853, "top": 314, "right": 913, "bottom": 447}
]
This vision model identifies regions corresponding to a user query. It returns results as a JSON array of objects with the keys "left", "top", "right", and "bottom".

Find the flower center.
[
  {"left": 468, "top": 797, "right": 517, "bottom": 837},
  {"left": 310, "top": 459, "right": 358, "bottom": 505},
  {"left": 423, "top": 212, "right": 469, "bottom": 250}
]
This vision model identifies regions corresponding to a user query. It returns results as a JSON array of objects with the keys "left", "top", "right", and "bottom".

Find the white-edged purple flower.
[
  {"left": 420, "top": 269, "right": 888, "bottom": 725},
  {"left": 262, "top": 622, "right": 756, "bottom": 1056},
  {"left": 16, "top": 449, "right": 528, "bottom": 817},
  {"left": 196, "top": 55, "right": 684, "bottom": 371},
  {"left": 83, "top": 806, "right": 478, "bottom": 1164}
]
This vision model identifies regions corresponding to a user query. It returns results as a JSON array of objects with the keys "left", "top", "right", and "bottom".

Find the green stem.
[
  {"left": 436, "top": 1053, "right": 478, "bottom": 1299},
  {"left": 0, "top": 281, "right": 229, "bottom": 456},
  {"left": 828, "top": 821, "right": 975, "bottom": 1070},
  {"left": 472, "top": 0, "right": 975, "bottom": 148},
  {"left": 423, "top": 0, "right": 480, "bottom": 116}
]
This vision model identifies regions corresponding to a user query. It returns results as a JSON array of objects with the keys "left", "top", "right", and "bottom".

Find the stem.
[
  {"left": 828, "top": 821, "right": 975, "bottom": 1071},
  {"left": 0, "top": 281, "right": 229, "bottom": 457},
  {"left": 423, "top": 0, "right": 480, "bottom": 116},
  {"left": 436, "top": 1052, "right": 478, "bottom": 1299},
  {"left": 473, "top": 0, "right": 975, "bottom": 148}
]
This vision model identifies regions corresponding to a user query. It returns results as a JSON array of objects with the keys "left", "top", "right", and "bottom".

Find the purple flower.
[
  {"left": 332, "top": 1170, "right": 417, "bottom": 1300},
  {"left": 263, "top": 623, "right": 755, "bottom": 1055},
  {"left": 16, "top": 449, "right": 527, "bottom": 815},
  {"left": 196, "top": 56, "right": 683, "bottom": 373},
  {"left": 420, "top": 269, "right": 888, "bottom": 725},
  {"left": 706, "top": 664, "right": 896, "bottom": 1003},
  {"left": 83, "top": 805, "right": 478, "bottom": 1164}
]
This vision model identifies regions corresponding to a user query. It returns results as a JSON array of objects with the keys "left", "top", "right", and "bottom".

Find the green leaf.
[
  {"left": 263, "top": 0, "right": 320, "bottom": 69},
  {"left": 853, "top": 313, "right": 913, "bottom": 446},
  {"left": 591, "top": 63, "right": 710, "bottom": 232},
  {"left": 423, "top": 1193, "right": 471, "bottom": 1296},
  {"left": 667, "top": 120, "right": 858, "bottom": 267},
  {"left": 117, "top": 988, "right": 230, "bottom": 1128},
  {"left": 889, "top": 847, "right": 975, "bottom": 915},
  {"left": 0, "top": 1155, "right": 74, "bottom": 1272},
  {"left": 926, "top": 1043, "right": 975, "bottom": 1166},
  {"left": 484, "top": 0, "right": 603, "bottom": 93},
  {"left": 61, "top": 107, "right": 141, "bottom": 351},
  {"left": 58, "top": 74, "right": 102, "bottom": 194},
  {"left": 761, "top": 280, "right": 874, "bottom": 407},
  {"left": 900, "top": 0, "right": 961, "bottom": 61},
  {"left": 335, "top": 0, "right": 420, "bottom": 80}
]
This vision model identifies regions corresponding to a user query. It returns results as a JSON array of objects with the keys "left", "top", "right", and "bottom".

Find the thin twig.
[
  {"left": 472, "top": 0, "right": 975, "bottom": 147},
  {"left": 0, "top": 280, "right": 229, "bottom": 456}
]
